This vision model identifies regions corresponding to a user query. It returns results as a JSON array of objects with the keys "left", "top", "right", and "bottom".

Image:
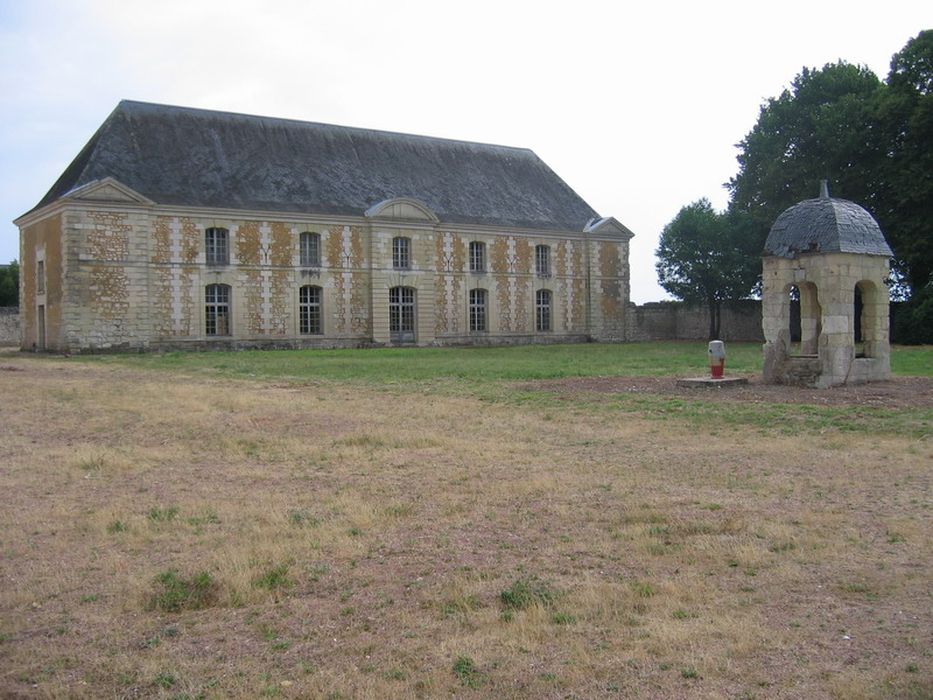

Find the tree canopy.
[
  {"left": 655, "top": 200, "right": 759, "bottom": 339},
  {"left": 727, "top": 30, "right": 933, "bottom": 298},
  {"left": 657, "top": 30, "right": 932, "bottom": 342},
  {"left": 0, "top": 261, "right": 18, "bottom": 307}
]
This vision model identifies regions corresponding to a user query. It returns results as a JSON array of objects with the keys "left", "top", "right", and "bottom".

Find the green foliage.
[
  {"left": 253, "top": 563, "right": 293, "bottom": 591},
  {"left": 0, "top": 261, "right": 18, "bottom": 307},
  {"left": 452, "top": 656, "right": 484, "bottom": 688},
  {"left": 727, "top": 31, "right": 933, "bottom": 309},
  {"left": 892, "top": 286, "right": 933, "bottom": 345},
  {"left": 655, "top": 200, "right": 759, "bottom": 338},
  {"left": 500, "top": 576, "right": 558, "bottom": 610},
  {"left": 148, "top": 570, "right": 217, "bottom": 612}
]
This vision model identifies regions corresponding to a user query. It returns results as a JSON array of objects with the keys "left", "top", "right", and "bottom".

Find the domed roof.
[{"left": 764, "top": 182, "right": 892, "bottom": 259}]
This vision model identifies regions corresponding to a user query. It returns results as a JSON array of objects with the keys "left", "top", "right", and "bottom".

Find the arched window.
[
  {"left": 205, "top": 227, "right": 229, "bottom": 266},
  {"left": 536, "top": 289, "right": 552, "bottom": 332},
  {"left": 205, "top": 284, "right": 231, "bottom": 336},
  {"left": 392, "top": 237, "right": 411, "bottom": 269},
  {"left": 469, "top": 288, "right": 487, "bottom": 332},
  {"left": 389, "top": 286, "right": 416, "bottom": 342},
  {"left": 299, "top": 285, "right": 323, "bottom": 335},
  {"left": 469, "top": 241, "right": 486, "bottom": 273},
  {"left": 300, "top": 232, "right": 321, "bottom": 267},
  {"left": 535, "top": 244, "right": 551, "bottom": 277}
]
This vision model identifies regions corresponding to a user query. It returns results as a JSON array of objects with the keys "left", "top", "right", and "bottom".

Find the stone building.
[
  {"left": 14, "top": 101, "right": 633, "bottom": 353},
  {"left": 762, "top": 182, "right": 892, "bottom": 387}
]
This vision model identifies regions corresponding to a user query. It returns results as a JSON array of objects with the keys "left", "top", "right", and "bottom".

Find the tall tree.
[
  {"left": 876, "top": 30, "right": 933, "bottom": 295},
  {"left": 655, "top": 200, "right": 758, "bottom": 339},
  {"left": 727, "top": 61, "right": 884, "bottom": 249}
]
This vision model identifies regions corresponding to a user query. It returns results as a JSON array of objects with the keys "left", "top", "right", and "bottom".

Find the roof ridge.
[{"left": 116, "top": 99, "right": 537, "bottom": 156}]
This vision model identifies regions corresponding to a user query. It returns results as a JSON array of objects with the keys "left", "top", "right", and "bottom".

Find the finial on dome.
[{"left": 819, "top": 180, "right": 829, "bottom": 199}]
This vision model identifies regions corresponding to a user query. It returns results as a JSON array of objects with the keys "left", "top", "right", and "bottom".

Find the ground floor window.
[
  {"left": 469, "top": 288, "right": 487, "bottom": 332},
  {"left": 389, "top": 286, "right": 415, "bottom": 342},
  {"left": 206, "top": 284, "right": 231, "bottom": 336},
  {"left": 536, "top": 289, "right": 551, "bottom": 332},
  {"left": 299, "top": 285, "right": 322, "bottom": 334}
]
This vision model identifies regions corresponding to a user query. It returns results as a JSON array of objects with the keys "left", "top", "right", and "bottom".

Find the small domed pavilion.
[{"left": 761, "top": 181, "right": 893, "bottom": 388}]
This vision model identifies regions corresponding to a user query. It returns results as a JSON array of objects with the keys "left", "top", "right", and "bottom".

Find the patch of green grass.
[
  {"left": 147, "top": 506, "right": 179, "bottom": 522},
  {"left": 148, "top": 570, "right": 217, "bottom": 612},
  {"left": 551, "top": 612, "right": 576, "bottom": 625},
  {"left": 153, "top": 672, "right": 176, "bottom": 689},
  {"left": 681, "top": 667, "right": 700, "bottom": 679},
  {"left": 891, "top": 345, "right": 933, "bottom": 377},
  {"left": 106, "top": 520, "right": 128, "bottom": 534},
  {"left": 500, "top": 576, "right": 559, "bottom": 610},
  {"left": 253, "top": 564, "right": 293, "bottom": 591},
  {"left": 453, "top": 656, "right": 484, "bottom": 688}
]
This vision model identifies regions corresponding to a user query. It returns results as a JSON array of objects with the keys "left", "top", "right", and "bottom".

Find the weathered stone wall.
[
  {"left": 627, "top": 300, "right": 764, "bottom": 342},
  {"left": 19, "top": 204, "right": 634, "bottom": 351},
  {"left": 19, "top": 214, "right": 64, "bottom": 350},
  {"left": 0, "top": 307, "right": 19, "bottom": 345}
]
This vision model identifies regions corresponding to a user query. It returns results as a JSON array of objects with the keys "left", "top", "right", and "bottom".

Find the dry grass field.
[{"left": 0, "top": 345, "right": 931, "bottom": 699}]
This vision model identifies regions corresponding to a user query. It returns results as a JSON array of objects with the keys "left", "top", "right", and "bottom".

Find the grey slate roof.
[
  {"left": 33, "top": 100, "right": 601, "bottom": 232},
  {"left": 764, "top": 194, "right": 892, "bottom": 258}
]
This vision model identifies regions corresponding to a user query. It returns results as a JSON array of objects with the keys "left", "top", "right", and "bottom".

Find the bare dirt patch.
[{"left": 532, "top": 374, "right": 933, "bottom": 409}]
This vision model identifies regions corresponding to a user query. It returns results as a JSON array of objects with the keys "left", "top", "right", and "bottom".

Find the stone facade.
[
  {"left": 16, "top": 102, "right": 635, "bottom": 353},
  {"left": 17, "top": 195, "right": 631, "bottom": 352}
]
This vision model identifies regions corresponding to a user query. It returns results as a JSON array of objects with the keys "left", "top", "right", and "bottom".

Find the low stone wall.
[
  {"left": 626, "top": 300, "right": 763, "bottom": 342},
  {"left": 0, "top": 307, "right": 19, "bottom": 346}
]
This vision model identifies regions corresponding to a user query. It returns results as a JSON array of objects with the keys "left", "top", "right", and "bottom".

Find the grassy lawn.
[
  {"left": 75, "top": 341, "right": 931, "bottom": 384},
  {"left": 1, "top": 344, "right": 930, "bottom": 698}
]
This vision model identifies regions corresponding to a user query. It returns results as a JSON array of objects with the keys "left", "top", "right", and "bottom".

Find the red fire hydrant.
[{"left": 709, "top": 340, "right": 725, "bottom": 379}]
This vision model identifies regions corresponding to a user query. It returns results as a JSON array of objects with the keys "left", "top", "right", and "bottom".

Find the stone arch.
[{"left": 854, "top": 279, "right": 882, "bottom": 358}]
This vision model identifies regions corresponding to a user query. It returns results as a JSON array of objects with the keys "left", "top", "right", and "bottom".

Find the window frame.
[
  {"left": 535, "top": 288, "right": 552, "bottom": 332},
  {"left": 468, "top": 241, "right": 486, "bottom": 273},
  {"left": 392, "top": 236, "right": 411, "bottom": 270},
  {"left": 205, "top": 227, "right": 229, "bottom": 266},
  {"left": 469, "top": 288, "right": 487, "bottom": 333},
  {"left": 299, "top": 231, "right": 321, "bottom": 267},
  {"left": 535, "top": 244, "right": 551, "bottom": 278},
  {"left": 205, "top": 283, "right": 231, "bottom": 336},
  {"left": 299, "top": 284, "right": 323, "bottom": 335},
  {"left": 389, "top": 286, "right": 416, "bottom": 341}
]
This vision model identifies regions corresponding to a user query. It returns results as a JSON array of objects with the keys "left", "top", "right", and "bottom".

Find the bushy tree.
[
  {"left": 876, "top": 29, "right": 933, "bottom": 297},
  {"left": 727, "top": 61, "right": 884, "bottom": 249},
  {"left": 655, "top": 200, "right": 758, "bottom": 339},
  {"left": 0, "top": 260, "right": 18, "bottom": 306}
]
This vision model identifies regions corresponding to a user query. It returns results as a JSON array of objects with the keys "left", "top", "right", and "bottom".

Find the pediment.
[
  {"left": 584, "top": 216, "right": 634, "bottom": 239},
  {"left": 365, "top": 197, "right": 439, "bottom": 223},
  {"left": 63, "top": 178, "right": 154, "bottom": 205}
]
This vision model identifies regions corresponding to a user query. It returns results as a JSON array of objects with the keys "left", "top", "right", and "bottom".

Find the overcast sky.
[{"left": 1, "top": 1, "right": 928, "bottom": 302}]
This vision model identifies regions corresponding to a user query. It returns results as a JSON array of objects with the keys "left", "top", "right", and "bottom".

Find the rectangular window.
[
  {"left": 469, "top": 241, "right": 486, "bottom": 273},
  {"left": 535, "top": 245, "right": 551, "bottom": 277},
  {"left": 389, "top": 286, "right": 415, "bottom": 336},
  {"left": 536, "top": 289, "right": 551, "bottom": 332},
  {"left": 205, "top": 228, "right": 229, "bottom": 266},
  {"left": 299, "top": 285, "right": 322, "bottom": 334},
  {"left": 37, "top": 260, "right": 45, "bottom": 293},
  {"left": 300, "top": 232, "right": 321, "bottom": 267},
  {"left": 205, "top": 284, "right": 231, "bottom": 336},
  {"left": 469, "top": 288, "right": 487, "bottom": 332},
  {"left": 392, "top": 237, "right": 410, "bottom": 269}
]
